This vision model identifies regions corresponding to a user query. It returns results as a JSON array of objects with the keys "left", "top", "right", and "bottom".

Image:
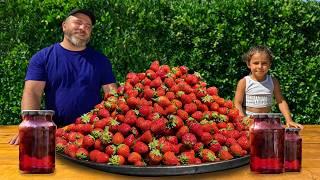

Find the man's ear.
[{"left": 61, "top": 21, "right": 66, "bottom": 31}]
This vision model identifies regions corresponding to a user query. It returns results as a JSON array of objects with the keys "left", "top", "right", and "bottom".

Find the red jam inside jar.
[
  {"left": 285, "top": 128, "right": 302, "bottom": 172},
  {"left": 19, "top": 110, "right": 56, "bottom": 173},
  {"left": 250, "top": 113, "right": 285, "bottom": 174}
]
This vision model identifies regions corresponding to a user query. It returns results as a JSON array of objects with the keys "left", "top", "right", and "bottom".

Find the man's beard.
[{"left": 64, "top": 30, "right": 90, "bottom": 48}]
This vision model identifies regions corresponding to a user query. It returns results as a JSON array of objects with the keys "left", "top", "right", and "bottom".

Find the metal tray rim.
[{"left": 57, "top": 152, "right": 249, "bottom": 176}]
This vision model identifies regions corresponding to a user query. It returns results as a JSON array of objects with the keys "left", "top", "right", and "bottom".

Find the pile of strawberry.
[{"left": 56, "top": 61, "right": 252, "bottom": 166}]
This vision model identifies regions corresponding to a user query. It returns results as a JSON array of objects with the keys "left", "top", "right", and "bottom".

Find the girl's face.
[{"left": 247, "top": 52, "right": 271, "bottom": 81}]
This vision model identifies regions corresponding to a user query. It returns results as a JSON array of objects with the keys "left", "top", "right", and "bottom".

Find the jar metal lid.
[
  {"left": 285, "top": 127, "right": 301, "bottom": 132},
  {"left": 251, "top": 113, "right": 283, "bottom": 118},
  {"left": 21, "top": 110, "right": 55, "bottom": 116}
]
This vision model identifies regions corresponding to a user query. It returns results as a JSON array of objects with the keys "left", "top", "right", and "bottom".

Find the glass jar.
[
  {"left": 250, "top": 113, "right": 285, "bottom": 173},
  {"left": 285, "top": 128, "right": 302, "bottom": 172},
  {"left": 19, "top": 110, "right": 56, "bottom": 174}
]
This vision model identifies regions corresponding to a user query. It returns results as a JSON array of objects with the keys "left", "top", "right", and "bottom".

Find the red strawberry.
[
  {"left": 181, "top": 133, "right": 197, "bottom": 148},
  {"left": 143, "top": 87, "right": 155, "bottom": 100},
  {"left": 198, "top": 103, "right": 209, "bottom": 112},
  {"left": 166, "top": 136, "right": 178, "bottom": 145},
  {"left": 117, "top": 123, "right": 131, "bottom": 136},
  {"left": 163, "top": 152, "right": 180, "bottom": 165},
  {"left": 128, "top": 152, "right": 142, "bottom": 164},
  {"left": 164, "top": 78, "right": 175, "bottom": 88},
  {"left": 150, "top": 117, "right": 168, "bottom": 134},
  {"left": 150, "top": 60, "right": 160, "bottom": 72},
  {"left": 82, "top": 135, "right": 95, "bottom": 148},
  {"left": 146, "top": 69, "right": 157, "bottom": 80},
  {"left": 89, "top": 149, "right": 101, "bottom": 162},
  {"left": 207, "top": 86, "right": 219, "bottom": 96},
  {"left": 123, "top": 134, "right": 135, "bottom": 147},
  {"left": 105, "top": 144, "right": 117, "bottom": 156},
  {"left": 191, "top": 111, "right": 203, "bottom": 121},
  {"left": 218, "top": 146, "right": 234, "bottom": 160},
  {"left": 185, "top": 74, "right": 199, "bottom": 85},
  {"left": 139, "top": 130, "right": 153, "bottom": 143},
  {"left": 171, "top": 99, "right": 182, "bottom": 109},
  {"left": 177, "top": 109, "right": 189, "bottom": 120},
  {"left": 154, "top": 96, "right": 171, "bottom": 107},
  {"left": 200, "top": 132, "right": 213, "bottom": 145},
  {"left": 96, "top": 152, "right": 110, "bottom": 163},
  {"left": 237, "top": 135, "right": 250, "bottom": 150},
  {"left": 137, "top": 118, "right": 152, "bottom": 132},
  {"left": 160, "top": 141, "right": 174, "bottom": 153},
  {"left": 167, "top": 115, "right": 183, "bottom": 129},
  {"left": 109, "top": 155, "right": 126, "bottom": 165},
  {"left": 94, "top": 139, "right": 104, "bottom": 151},
  {"left": 64, "top": 144, "right": 78, "bottom": 158},
  {"left": 217, "top": 121, "right": 227, "bottom": 129},
  {"left": 224, "top": 100, "right": 233, "bottom": 109},
  {"left": 210, "top": 102, "right": 220, "bottom": 111},
  {"left": 225, "top": 137, "right": 237, "bottom": 147},
  {"left": 189, "top": 122, "right": 204, "bottom": 137},
  {"left": 209, "top": 140, "right": 222, "bottom": 153},
  {"left": 180, "top": 93, "right": 192, "bottom": 104},
  {"left": 201, "top": 149, "right": 217, "bottom": 162},
  {"left": 76, "top": 148, "right": 89, "bottom": 160},
  {"left": 156, "top": 86, "right": 166, "bottom": 96},
  {"left": 184, "top": 103, "right": 198, "bottom": 114},
  {"left": 98, "top": 108, "right": 110, "bottom": 118},
  {"left": 150, "top": 77, "right": 162, "bottom": 88},
  {"left": 165, "top": 104, "right": 177, "bottom": 115},
  {"left": 218, "top": 107, "right": 229, "bottom": 115},
  {"left": 149, "top": 149, "right": 163, "bottom": 165},
  {"left": 193, "top": 142, "right": 204, "bottom": 153},
  {"left": 179, "top": 151, "right": 196, "bottom": 165},
  {"left": 214, "top": 133, "right": 227, "bottom": 145},
  {"left": 111, "top": 132, "right": 124, "bottom": 145},
  {"left": 139, "top": 105, "right": 153, "bottom": 117},
  {"left": 133, "top": 141, "right": 149, "bottom": 154},
  {"left": 117, "top": 144, "right": 130, "bottom": 158},
  {"left": 117, "top": 102, "right": 130, "bottom": 114},
  {"left": 126, "top": 97, "right": 140, "bottom": 108},
  {"left": 179, "top": 66, "right": 189, "bottom": 74},
  {"left": 230, "top": 143, "right": 243, "bottom": 156}
]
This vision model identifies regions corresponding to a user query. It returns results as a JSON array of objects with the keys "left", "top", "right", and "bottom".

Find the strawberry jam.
[
  {"left": 19, "top": 110, "right": 56, "bottom": 173},
  {"left": 250, "top": 113, "right": 284, "bottom": 173},
  {"left": 285, "top": 128, "right": 302, "bottom": 172}
]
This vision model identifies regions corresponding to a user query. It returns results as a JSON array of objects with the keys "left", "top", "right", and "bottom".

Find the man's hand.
[
  {"left": 286, "top": 121, "right": 304, "bottom": 129},
  {"left": 8, "top": 133, "right": 19, "bottom": 145}
]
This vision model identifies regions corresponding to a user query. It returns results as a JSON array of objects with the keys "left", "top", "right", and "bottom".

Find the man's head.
[{"left": 62, "top": 9, "right": 95, "bottom": 48}]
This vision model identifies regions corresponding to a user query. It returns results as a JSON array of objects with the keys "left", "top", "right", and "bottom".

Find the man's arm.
[
  {"left": 102, "top": 83, "right": 117, "bottom": 95},
  {"left": 21, "top": 80, "right": 46, "bottom": 110},
  {"left": 9, "top": 80, "right": 45, "bottom": 145}
]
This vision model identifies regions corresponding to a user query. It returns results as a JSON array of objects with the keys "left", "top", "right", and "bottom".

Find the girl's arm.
[
  {"left": 273, "top": 78, "right": 303, "bottom": 129},
  {"left": 234, "top": 78, "right": 246, "bottom": 116}
]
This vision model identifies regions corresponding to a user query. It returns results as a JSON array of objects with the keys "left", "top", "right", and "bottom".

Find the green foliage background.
[{"left": 0, "top": 0, "right": 319, "bottom": 125}]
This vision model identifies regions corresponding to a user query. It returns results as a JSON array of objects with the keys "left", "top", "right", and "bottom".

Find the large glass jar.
[
  {"left": 19, "top": 110, "right": 56, "bottom": 174},
  {"left": 285, "top": 128, "right": 302, "bottom": 172},
  {"left": 250, "top": 113, "right": 285, "bottom": 173}
]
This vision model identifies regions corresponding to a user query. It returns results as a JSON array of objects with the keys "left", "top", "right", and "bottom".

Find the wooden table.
[{"left": 1, "top": 125, "right": 319, "bottom": 180}]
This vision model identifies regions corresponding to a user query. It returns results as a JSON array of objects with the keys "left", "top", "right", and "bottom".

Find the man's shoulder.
[
  {"left": 34, "top": 43, "right": 59, "bottom": 56},
  {"left": 86, "top": 46, "right": 108, "bottom": 59}
]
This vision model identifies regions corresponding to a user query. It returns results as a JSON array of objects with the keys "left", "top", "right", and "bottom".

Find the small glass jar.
[
  {"left": 250, "top": 113, "right": 285, "bottom": 174},
  {"left": 285, "top": 128, "right": 302, "bottom": 172},
  {"left": 19, "top": 110, "right": 56, "bottom": 174}
]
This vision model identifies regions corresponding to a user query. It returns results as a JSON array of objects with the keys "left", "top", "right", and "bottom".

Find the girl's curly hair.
[{"left": 242, "top": 45, "right": 274, "bottom": 64}]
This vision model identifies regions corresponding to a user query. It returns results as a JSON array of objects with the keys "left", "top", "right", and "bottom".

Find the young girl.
[{"left": 234, "top": 45, "right": 303, "bottom": 128}]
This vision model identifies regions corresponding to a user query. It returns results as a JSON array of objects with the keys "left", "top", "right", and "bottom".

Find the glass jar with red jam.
[
  {"left": 285, "top": 128, "right": 302, "bottom": 172},
  {"left": 19, "top": 110, "right": 56, "bottom": 174},
  {"left": 250, "top": 113, "right": 285, "bottom": 174}
]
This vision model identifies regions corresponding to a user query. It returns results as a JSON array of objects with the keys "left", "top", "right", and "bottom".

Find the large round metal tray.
[{"left": 57, "top": 152, "right": 249, "bottom": 176}]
